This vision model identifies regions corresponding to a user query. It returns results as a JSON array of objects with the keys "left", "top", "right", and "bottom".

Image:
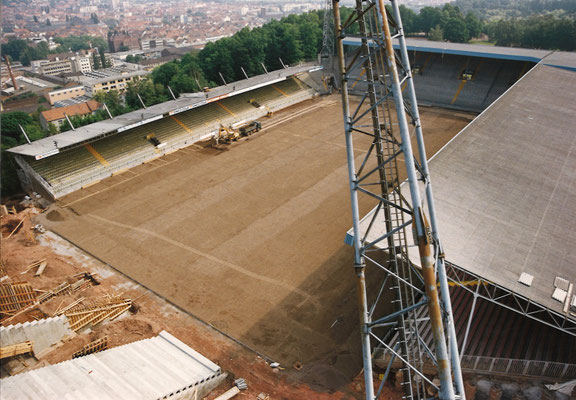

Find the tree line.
[
  {"left": 486, "top": 15, "right": 576, "bottom": 50},
  {"left": 452, "top": 0, "right": 576, "bottom": 18},
  {"left": 399, "top": 2, "right": 574, "bottom": 49},
  {"left": 152, "top": 11, "right": 323, "bottom": 90}
]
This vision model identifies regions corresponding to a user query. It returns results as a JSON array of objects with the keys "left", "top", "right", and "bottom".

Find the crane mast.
[{"left": 331, "top": 1, "right": 465, "bottom": 398}]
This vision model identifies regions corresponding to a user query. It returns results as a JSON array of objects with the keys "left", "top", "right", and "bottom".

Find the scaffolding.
[{"left": 332, "top": 1, "right": 464, "bottom": 398}]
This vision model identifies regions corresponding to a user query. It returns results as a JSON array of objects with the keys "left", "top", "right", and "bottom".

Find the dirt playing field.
[{"left": 36, "top": 94, "right": 474, "bottom": 391}]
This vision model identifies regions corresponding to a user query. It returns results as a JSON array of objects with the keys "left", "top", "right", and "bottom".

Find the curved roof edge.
[{"left": 343, "top": 37, "right": 576, "bottom": 70}]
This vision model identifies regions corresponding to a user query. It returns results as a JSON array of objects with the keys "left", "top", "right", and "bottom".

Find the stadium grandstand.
[
  {"left": 346, "top": 40, "right": 576, "bottom": 380},
  {"left": 9, "top": 64, "right": 324, "bottom": 200},
  {"left": 342, "top": 38, "right": 575, "bottom": 112}
]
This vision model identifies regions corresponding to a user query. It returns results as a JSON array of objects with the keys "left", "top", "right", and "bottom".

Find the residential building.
[
  {"left": 39, "top": 100, "right": 101, "bottom": 130},
  {"left": 45, "top": 85, "right": 86, "bottom": 105}
]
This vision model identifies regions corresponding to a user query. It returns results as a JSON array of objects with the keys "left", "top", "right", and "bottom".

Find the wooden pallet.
[
  {"left": 72, "top": 336, "right": 108, "bottom": 358},
  {"left": 0, "top": 282, "right": 37, "bottom": 317},
  {"left": 0, "top": 341, "right": 33, "bottom": 359}
]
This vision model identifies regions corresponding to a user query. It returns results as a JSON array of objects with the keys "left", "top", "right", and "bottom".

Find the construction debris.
[
  {"left": 37, "top": 272, "right": 100, "bottom": 304},
  {"left": 33, "top": 224, "right": 46, "bottom": 234},
  {"left": 72, "top": 336, "right": 108, "bottom": 358},
  {"left": 25, "top": 229, "right": 37, "bottom": 246},
  {"left": 64, "top": 296, "right": 132, "bottom": 332},
  {"left": 34, "top": 261, "right": 47, "bottom": 277},
  {"left": 0, "top": 282, "right": 37, "bottom": 320},
  {"left": 54, "top": 297, "right": 85, "bottom": 316},
  {"left": 0, "top": 341, "right": 34, "bottom": 359},
  {"left": 214, "top": 378, "right": 248, "bottom": 400},
  {"left": 0, "top": 260, "right": 8, "bottom": 282},
  {"left": 20, "top": 259, "right": 47, "bottom": 275},
  {"left": 5, "top": 217, "right": 25, "bottom": 239}
]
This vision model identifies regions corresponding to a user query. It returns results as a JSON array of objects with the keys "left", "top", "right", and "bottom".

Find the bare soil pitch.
[{"left": 37, "top": 95, "right": 474, "bottom": 389}]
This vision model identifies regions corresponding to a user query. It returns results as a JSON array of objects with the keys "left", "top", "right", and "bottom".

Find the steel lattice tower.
[
  {"left": 331, "top": 1, "right": 465, "bottom": 399},
  {"left": 321, "top": 0, "right": 335, "bottom": 59}
]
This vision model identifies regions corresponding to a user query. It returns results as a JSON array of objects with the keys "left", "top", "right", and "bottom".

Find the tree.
[
  {"left": 33, "top": 15, "right": 39, "bottom": 23},
  {"left": 1, "top": 112, "right": 34, "bottom": 142},
  {"left": 398, "top": 5, "right": 418, "bottom": 34},
  {"left": 125, "top": 79, "right": 168, "bottom": 108},
  {"left": 37, "top": 41, "right": 49, "bottom": 59},
  {"left": 94, "top": 90, "right": 129, "bottom": 116},
  {"left": 152, "top": 62, "right": 179, "bottom": 86},
  {"left": 444, "top": 17, "right": 470, "bottom": 42},
  {"left": 465, "top": 12, "right": 483, "bottom": 38},
  {"left": 416, "top": 7, "right": 446, "bottom": 34},
  {"left": 92, "top": 52, "right": 101, "bottom": 69},
  {"left": 99, "top": 48, "right": 110, "bottom": 68},
  {"left": 119, "top": 45, "right": 130, "bottom": 52},
  {"left": 19, "top": 50, "right": 32, "bottom": 66},
  {"left": 429, "top": 25, "right": 444, "bottom": 42},
  {"left": 1, "top": 39, "right": 28, "bottom": 61},
  {"left": 46, "top": 18, "right": 51, "bottom": 26}
]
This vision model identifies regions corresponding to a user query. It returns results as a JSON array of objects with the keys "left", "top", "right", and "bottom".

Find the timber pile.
[
  {"left": 64, "top": 296, "right": 132, "bottom": 332},
  {"left": 0, "top": 282, "right": 37, "bottom": 320},
  {"left": 37, "top": 272, "right": 100, "bottom": 303},
  {"left": 72, "top": 336, "right": 108, "bottom": 358},
  {"left": 0, "top": 341, "right": 34, "bottom": 359}
]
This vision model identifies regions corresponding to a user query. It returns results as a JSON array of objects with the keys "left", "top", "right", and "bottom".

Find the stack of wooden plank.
[
  {"left": 64, "top": 296, "right": 132, "bottom": 332},
  {"left": 0, "top": 341, "right": 33, "bottom": 359}
]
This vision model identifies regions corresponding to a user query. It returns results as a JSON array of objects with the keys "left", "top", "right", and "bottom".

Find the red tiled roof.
[{"left": 41, "top": 100, "right": 101, "bottom": 122}]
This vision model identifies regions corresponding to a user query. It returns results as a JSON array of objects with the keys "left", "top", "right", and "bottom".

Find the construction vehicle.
[
  {"left": 216, "top": 125, "right": 240, "bottom": 144},
  {"left": 412, "top": 64, "right": 423, "bottom": 75},
  {"left": 146, "top": 133, "right": 166, "bottom": 148},
  {"left": 239, "top": 121, "right": 261, "bottom": 136},
  {"left": 461, "top": 69, "right": 474, "bottom": 81}
]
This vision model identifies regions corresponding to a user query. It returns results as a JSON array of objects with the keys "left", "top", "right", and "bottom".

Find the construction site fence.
[{"left": 22, "top": 89, "right": 316, "bottom": 200}]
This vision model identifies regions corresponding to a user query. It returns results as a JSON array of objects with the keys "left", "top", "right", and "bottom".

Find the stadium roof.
[
  {"left": 0, "top": 331, "right": 223, "bottom": 399},
  {"left": 347, "top": 62, "right": 576, "bottom": 321},
  {"left": 343, "top": 38, "right": 576, "bottom": 70},
  {"left": 9, "top": 63, "right": 322, "bottom": 159}
]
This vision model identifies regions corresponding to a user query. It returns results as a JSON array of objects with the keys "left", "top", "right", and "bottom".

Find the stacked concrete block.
[{"left": 0, "top": 315, "right": 73, "bottom": 357}]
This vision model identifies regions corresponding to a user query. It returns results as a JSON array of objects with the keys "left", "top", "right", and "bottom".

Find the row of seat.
[{"left": 25, "top": 78, "right": 314, "bottom": 193}]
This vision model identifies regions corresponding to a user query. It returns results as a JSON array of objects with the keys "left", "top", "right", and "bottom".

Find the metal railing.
[{"left": 460, "top": 355, "right": 576, "bottom": 380}]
